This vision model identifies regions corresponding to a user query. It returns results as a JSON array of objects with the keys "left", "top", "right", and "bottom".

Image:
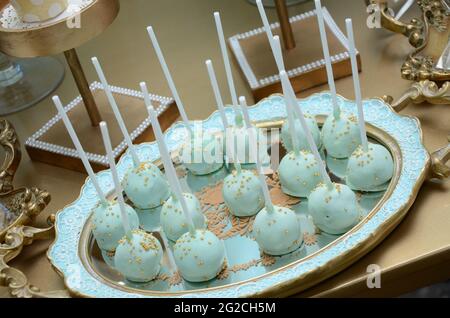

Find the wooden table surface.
[{"left": 1, "top": 0, "right": 449, "bottom": 297}]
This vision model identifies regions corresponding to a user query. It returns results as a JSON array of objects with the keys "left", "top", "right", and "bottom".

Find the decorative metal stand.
[
  {"left": 372, "top": 0, "right": 450, "bottom": 117},
  {"left": 229, "top": 5, "right": 360, "bottom": 101},
  {"left": 0, "top": 119, "right": 66, "bottom": 298},
  {"left": 370, "top": 0, "right": 450, "bottom": 82},
  {"left": 25, "top": 83, "right": 178, "bottom": 173},
  {"left": 0, "top": 0, "right": 179, "bottom": 172}
]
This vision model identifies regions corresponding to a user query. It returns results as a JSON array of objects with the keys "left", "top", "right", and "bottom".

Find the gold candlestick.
[
  {"left": 275, "top": 0, "right": 296, "bottom": 50},
  {"left": 64, "top": 49, "right": 102, "bottom": 126}
]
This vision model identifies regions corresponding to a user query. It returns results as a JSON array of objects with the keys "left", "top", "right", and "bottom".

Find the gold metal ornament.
[
  {"left": 371, "top": 0, "right": 450, "bottom": 82},
  {"left": 0, "top": 119, "right": 21, "bottom": 195},
  {"left": 430, "top": 138, "right": 450, "bottom": 179},
  {"left": 369, "top": 0, "right": 425, "bottom": 48},
  {"left": 383, "top": 79, "right": 450, "bottom": 111},
  {"left": 0, "top": 218, "right": 69, "bottom": 298},
  {"left": 0, "top": 119, "right": 65, "bottom": 297}
]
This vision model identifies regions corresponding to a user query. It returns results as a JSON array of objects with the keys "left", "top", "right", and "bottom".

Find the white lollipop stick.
[
  {"left": 179, "top": 178, "right": 193, "bottom": 195},
  {"left": 147, "top": 26, "right": 192, "bottom": 135},
  {"left": 395, "top": 0, "right": 414, "bottom": 20},
  {"left": 205, "top": 60, "right": 229, "bottom": 129},
  {"left": 239, "top": 96, "right": 274, "bottom": 213},
  {"left": 147, "top": 105, "right": 195, "bottom": 235},
  {"left": 272, "top": 35, "right": 285, "bottom": 72},
  {"left": 281, "top": 79, "right": 300, "bottom": 155},
  {"left": 314, "top": 0, "right": 339, "bottom": 118},
  {"left": 280, "top": 71, "right": 333, "bottom": 189},
  {"left": 144, "top": 89, "right": 196, "bottom": 235},
  {"left": 233, "top": 155, "right": 242, "bottom": 175},
  {"left": 214, "top": 12, "right": 238, "bottom": 108},
  {"left": 159, "top": 229, "right": 178, "bottom": 274},
  {"left": 91, "top": 57, "right": 140, "bottom": 167},
  {"left": 206, "top": 59, "right": 242, "bottom": 173},
  {"left": 256, "top": 0, "right": 284, "bottom": 72},
  {"left": 345, "top": 19, "right": 368, "bottom": 152},
  {"left": 99, "top": 121, "right": 132, "bottom": 239},
  {"left": 272, "top": 34, "right": 300, "bottom": 153},
  {"left": 273, "top": 34, "right": 298, "bottom": 154},
  {"left": 140, "top": 82, "right": 181, "bottom": 195},
  {"left": 52, "top": 96, "right": 107, "bottom": 204}
]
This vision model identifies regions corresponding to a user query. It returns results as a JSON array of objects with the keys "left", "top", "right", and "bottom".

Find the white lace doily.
[{"left": 0, "top": 0, "right": 94, "bottom": 30}]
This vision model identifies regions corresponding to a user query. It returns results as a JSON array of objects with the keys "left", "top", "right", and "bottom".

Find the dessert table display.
[
  {"left": 1, "top": 0, "right": 449, "bottom": 298},
  {"left": 44, "top": 2, "right": 448, "bottom": 297},
  {"left": 48, "top": 89, "right": 445, "bottom": 297}
]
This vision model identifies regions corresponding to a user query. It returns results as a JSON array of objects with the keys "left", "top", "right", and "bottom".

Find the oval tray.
[{"left": 48, "top": 93, "right": 430, "bottom": 298}]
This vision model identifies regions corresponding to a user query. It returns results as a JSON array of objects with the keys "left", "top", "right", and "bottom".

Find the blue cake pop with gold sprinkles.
[
  {"left": 308, "top": 182, "right": 360, "bottom": 234},
  {"left": 146, "top": 97, "right": 227, "bottom": 283},
  {"left": 123, "top": 162, "right": 170, "bottom": 209},
  {"left": 278, "top": 76, "right": 322, "bottom": 198},
  {"left": 173, "top": 229, "right": 226, "bottom": 282},
  {"left": 92, "top": 200, "right": 140, "bottom": 253},
  {"left": 346, "top": 143, "right": 394, "bottom": 191},
  {"left": 321, "top": 112, "right": 360, "bottom": 159},
  {"left": 160, "top": 192, "right": 206, "bottom": 242},
  {"left": 280, "top": 68, "right": 359, "bottom": 237},
  {"left": 52, "top": 94, "right": 141, "bottom": 257},
  {"left": 114, "top": 229, "right": 163, "bottom": 282},
  {"left": 222, "top": 169, "right": 264, "bottom": 217},
  {"left": 280, "top": 114, "right": 321, "bottom": 152},
  {"left": 91, "top": 57, "right": 171, "bottom": 210},
  {"left": 278, "top": 150, "right": 323, "bottom": 198},
  {"left": 344, "top": 18, "right": 394, "bottom": 192},
  {"left": 253, "top": 205, "right": 303, "bottom": 255},
  {"left": 239, "top": 95, "right": 302, "bottom": 256},
  {"left": 99, "top": 120, "right": 162, "bottom": 282}
]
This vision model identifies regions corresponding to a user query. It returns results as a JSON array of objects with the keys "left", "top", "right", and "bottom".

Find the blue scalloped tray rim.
[{"left": 48, "top": 92, "right": 430, "bottom": 298}]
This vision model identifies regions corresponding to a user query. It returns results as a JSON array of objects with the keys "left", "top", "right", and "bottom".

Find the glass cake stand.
[{"left": 0, "top": 54, "right": 65, "bottom": 115}]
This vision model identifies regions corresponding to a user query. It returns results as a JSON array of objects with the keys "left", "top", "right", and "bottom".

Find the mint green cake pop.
[
  {"left": 222, "top": 169, "right": 264, "bottom": 217},
  {"left": 343, "top": 18, "right": 393, "bottom": 192},
  {"left": 308, "top": 183, "right": 360, "bottom": 235},
  {"left": 253, "top": 206, "right": 302, "bottom": 255},
  {"left": 239, "top": 93, "right": 302, "bottom": 256},
  {"left": 278, "top": 90, "right": 322, "bottom": 198},
  {"left": 321, "top": 112, "right": 360, "bottom": 158},
  {"left": 147, "top": 101, "right": 227, "bottom": 283},
  {"left": 346, "top": 143, "right": 394, "bottom": 191},
  {"left": 281, "top": 115, "right": 322, "bottom": 152},
  {"left": 181, "top": 132, "right": 224, "bottom": 175},
  {"left": 91, "top": 200, "right": 140, "bottom": 253},
  {"left": 123, "top": 162, "right": 170, "bottom": 209},
  {"left": 174, "top": 229, "right": 226, "bottom": 282},
  {"left": 114, "top": 229, "right": 163, "bottom": 282},
  {"left": 278, "top": 150, "right": 323, "bottom": 198},
  {"left": 160, "top": 192, "right": 206, "bottom": 241}
]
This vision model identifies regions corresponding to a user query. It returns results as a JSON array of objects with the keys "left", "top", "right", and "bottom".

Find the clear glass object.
[
  {"left": 247, "top": 0, "right": 308, "bottom": 7},
  {"left": 0, "top": 53, "right": 65, "bottom": 115}
]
